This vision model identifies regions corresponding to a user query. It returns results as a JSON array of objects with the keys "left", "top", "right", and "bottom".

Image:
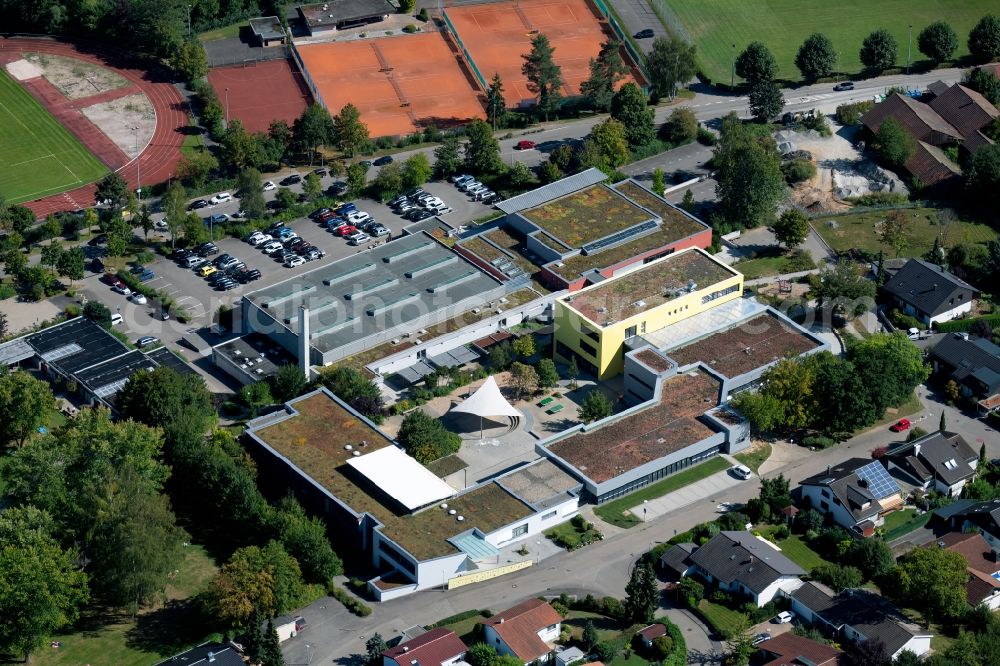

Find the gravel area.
[
  {"left": 80, "top": 93, "right": 155, "bottom": 158},
  {"left": 24, "top": 52, "right": 128, "bottom": 99}
]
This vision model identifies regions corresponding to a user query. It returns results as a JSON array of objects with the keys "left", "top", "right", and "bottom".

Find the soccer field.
[
  {"left": 661, "top": 0, "right": 993, "bottom": 84},
  {"left": 0, "top": 69, "right": 108, "bottom": 205}
]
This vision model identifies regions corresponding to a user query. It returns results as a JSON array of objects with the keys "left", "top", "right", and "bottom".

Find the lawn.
[
  {"left": 197, "top": 22, "right": 243, "bottom": 42},
  {"left": 734, "top": 442, "right": 772, "bottom": 473},
  {"left": 0, "top": 69, "right": 108, "bottom": 204},
  {"left": 663, "top": 0, "right": 995, "bottom": 83},
  {"left": 594, "top": 457, "right": 729, "bottom": 528},
  {"left": 812, "top": 207, "right": 998, "bottom": 258},
  {"left": 869, "top": 391, "right": 923, "bottom": 432},
  {"left": 883, "top": 508, "right": 932, "bottom": 541},
  {"left": 431, "top": 612, "right": 492, "bottom": 643},
  {"left": 774, "top": 534, "right": 830, "bottom": 571},
  {"left": 33, "top": 544, "right": 219, "bottom": 666},
  {"left": 734, "top": 249, "right": 815, "bottom": 280},
  {"left": 695, "top": 599, "right": 747, "bottom": 639}
]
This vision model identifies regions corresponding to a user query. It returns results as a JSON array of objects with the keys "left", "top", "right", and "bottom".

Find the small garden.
[
  {"left": 734, "top": 248, "right": 815, "bottom": 280},
  {"left": 545, "top": 515, "right": 604, "bottom": 550}
]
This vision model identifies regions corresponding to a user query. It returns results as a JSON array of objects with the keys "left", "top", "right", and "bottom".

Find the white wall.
[
  {"left": 893, "top": 635, "right": 932, "bottom": 659},
  {"left": 483, "top": 495, "right": 579, "bottom": 550},
  {"left": 928, "top": 301, "right": 973, "bottom": 326},
  {"left": 802, "top": 485, "right": 877, "bottom": 532},
  {"left": 485, "top": 620, "right": 560, "bottom": 664},
  {"left": 414, "top": 552, "right": 471, "bottom": 591},
  {"left": 758, "top": 578, "right": 804, "bottom": 606}
]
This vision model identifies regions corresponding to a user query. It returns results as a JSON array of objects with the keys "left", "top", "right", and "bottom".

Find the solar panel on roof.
[{"left": 856, "top": 461, "right": 900, "bottom": 500}]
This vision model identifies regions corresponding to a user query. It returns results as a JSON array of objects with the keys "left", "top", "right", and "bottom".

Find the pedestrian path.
[{"left": 629, "top": 454, "right": 751, "bottom": 522}]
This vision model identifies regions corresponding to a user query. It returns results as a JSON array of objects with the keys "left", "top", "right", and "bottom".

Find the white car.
[
  {"left": 346, "top": 231, "right": 371, "bottom": 245},
  {"left": 460, "top": 180, "right": 481, "bottom": 192},
  {"left": 284, "top": 255, "right": 306, "bottom": 268},
  {"left": 129, "top": 293, "right": 147, "bottom": 305},
  {"left": 263, "top": 181, "right": 276, "bottom": 191},
  {"left": 731, "top": 465, "right": 752, "bottom": 480},
  {"left": 262, "top": 241, "right": 284, "bottom": 254},
  {"left": 112, "top": 284, "right": 132, "bottom": 296},
  {"left": 347, "top": 211, "right": 371, "bottom": 224},
  {"left": 251, "top": 234, "right": 273, "bottom": 246},
  {"left": 775, "top": 611, "right": 794, "bottom": 624},
  {"left": 154, "top": 219, "right": 168, "bottom": 230},
  {"left": 209, "top": 192, "right": 233, "bottom": 205}
]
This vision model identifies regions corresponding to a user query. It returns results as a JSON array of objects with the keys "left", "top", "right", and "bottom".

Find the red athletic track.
[{"left": 0, "top": 37, "right": 186, "bottom": 218}]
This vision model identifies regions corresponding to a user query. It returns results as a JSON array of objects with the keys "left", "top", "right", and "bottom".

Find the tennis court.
[
  {"left": 208, "top": 59, "right": 313, "bottom": 133},
  {"left": 446, "top": 0, "right": 630, "bottom": 106},
  {"left": 296, "top": 32, "right": 485, "bottom": 138}
]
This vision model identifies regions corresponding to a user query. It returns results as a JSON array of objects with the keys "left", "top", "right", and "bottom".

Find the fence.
[
  {"left": 645, "top": 0, "right": 690, "bottom": 43},
  {"left": 586, "top": 0, "right": 649, "bottom": 85},
  {"left": 440, "top": 10, "right": 489, "bottom": 91},
  {"left": 289, "top": 41, "right": 326, "bottom": 110}
]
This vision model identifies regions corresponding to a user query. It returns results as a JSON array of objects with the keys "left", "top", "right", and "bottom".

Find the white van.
[{"left": 110, "top": 313, "right": 123, "bottom": 326}]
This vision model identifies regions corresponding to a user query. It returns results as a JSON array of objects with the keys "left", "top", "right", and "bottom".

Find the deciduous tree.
[
  {"left": 713, "top": 113, "right": 784, "bottom": 228},
  {"left": 660, "top": 107, "right": 698, "bottom": 145},
  {"left": 876, "top": 209, "right": 913, "bottom": 257},
  {"left": 117, "top": 366, "right": 216, "bottom": 447},
  {"left": 773, "top": 208, "right": 809, "bottom": 248},
  {"left": 808, "top": 259, "right": 877, "bottom": 317},
  {"left": 221, "top": 119, "right": 261, "bottom": 171},
  {"left": 95, "top": 172, "right": 129, "bottom": 213},
  {"left": 918, "top": 21, "right": 958, "bottom": 63},
  {"left": 236, "top": 167, "right": 266, "bottom": 219},
  {"left": 509, "top": 362, "right": 539, "bottom": 400},
  {"left": 748, "top": 78, "right": 784, "bottom": 122},
  {"left": 610, "top": 82, "right": 654, "bottom": 147},
  {"left": 269, "top": 364, "right": 309, "bottom": 403},
  {"left": 873, "top": 116, "right": 916, "bottom": 170},
  {"left": 434, "top": 137, "right": 463, "bottom": 178},
  {"left": 736, "top": 42, "right": 778, "bottom": 84},
  {"left": 969, "top": 15, "right": 1000, "bottom": 63},
  {"left": 0, "top": 370, "right": 56, "bottom": 448},
  {"left": 294, "top": 103, "right": 336, "bottom": 159},
  {"left": 402, "top": 153, "right": 432, "bottom": 189},
  {"left": 171, "top": 39, "right": 208, "bottom": 81},
  {"left": 795, "top": 33, "right": 837, "bottom": 81},
  {"left": 302, "top": 172, "right": 322, "bottom": 201},
  {"left": 464, "top": 119, "right": 504, "bottom": 175},
  {"left": 893, "top": 546, "right": 969, "bottom": 621},
  {"left": 647, "top": 35, "right": 697, "bottom": 98},
  {"left": 966, "top": 143, "right": 1000, "bottom": 208},
  {"left": 316, "top": 366, "right": 385, "bottom": 419},
  {"left": 207, "top": 541, "right": 304, "bottom": 626},
  {"left": 272, "top": 496, "right": 343, "bottom": 582},
  {"left": 580, "top": 390, "right": 613, "bottom": 423},
  {"left": 580, "top": 118, "right": 630, "bottom": 172},
  {"left": 860, "top": 29, "right": 898, "bottom": 71}
]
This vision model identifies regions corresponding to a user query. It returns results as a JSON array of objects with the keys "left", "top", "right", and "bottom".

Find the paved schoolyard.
[{"left": 630, "top": 457, "right": 753, "bottom": 521}]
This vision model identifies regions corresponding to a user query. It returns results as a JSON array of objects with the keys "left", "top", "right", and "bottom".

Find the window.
[
  {"left": 512, "top": 523, "right": 529, "bottom": 538},
  {"left": 640, "top": 321, "right": 646, "bottom": 333},
  {"left": 625, "top": 325, "right": 638, "bottom": 339},
  {"left": 579, "top": 338, "right": 597, "bottom": 358},
  {"left": 542, "top": 510, "right": 557, "bottom": 520},
  {"left": 702, "top": 284, "right": 739, "bottom": 304}
]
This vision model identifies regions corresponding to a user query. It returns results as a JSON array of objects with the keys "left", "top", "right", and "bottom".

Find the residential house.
[
  {"left": 928, "top": 532, "right": 1000, "bottom": 610},
  {"left": 884, "top": 430, "right": 979, "bottom": 497},
  {"left": 554, "top": 646, "right": 585, "bottom": 666},
  {"left": 881, "top": 259, "right": 978, "bottom": 327},
  {"left": 929, "top": 333, "right": 1000, "bottom": 414},
  {"left": 483, "top": 599, "right": 562, "bottom": 664},
  {"left": 383, "top": 628, "right": 468, "bottom": 666},
  {"left": 683, "top": 531, "right": 805, "bottom": 606},
  {"left": 934, "top": 498, "right": 1000, "bottom": 555},
  {"left": 635, "top": 624, "right": 667, "bottom": 649},
  {"left": 790, "top": 583, "right": 932, "bottom": 659},
  {"left": 659, "top": 542, "right": 698, "bottom": 582},
  {"left": 799, "top": 459, "right": 903, "bottom": 536},
  {"left": 154, "top": 642, "right": 244, "bottom": 666},
  {"left": 755, "top": 632, "right": 842, "bottom": 666}
]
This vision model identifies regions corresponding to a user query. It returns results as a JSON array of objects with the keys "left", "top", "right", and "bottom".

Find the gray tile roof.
[
  {"left": 882, "top": 259, "right": 978, "bottom": 318},
  {"left": 800, "top": 458, "right": 900, "bottom": 523},
  {"left": 809, "top": 589, "right": 921, "bottom": 656},
  {"left": 660, "top": 542, "right": 696, "bottom": 580},
  {"left": 886, "top": 431, "right": 978, "bottom": 487},
  {"left": 496, "top": 168, "right": 607, "bottom": 214},
  {"left": 688, "top": 531, "right": 804, "bottom": 595},
  {"left": 930, "top": 333, "right": 1000, "bottom": 395}
]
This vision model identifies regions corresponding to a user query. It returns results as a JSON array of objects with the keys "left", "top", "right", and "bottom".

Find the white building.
[{"left": 483, "top": 599, "right": 562, "bottom": 664}]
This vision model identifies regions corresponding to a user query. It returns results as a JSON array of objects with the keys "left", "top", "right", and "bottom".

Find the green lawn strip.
[
  {"left": 734, "top": 252, "right": 815, "bottom": 280},
  {"left": 867, "top": 391, "right": 923, "bottom": 433},
  {"left": 667, "top": 0, "right": 993, "bottom": 84},
  {"left": 433, "top": 613, "right": 491, "bottom": 642},
  {"left": 563, "top": 611, "right": 623, "bottom": 643},
  {"left": 774, "top": 534, "right": 830, "bottom": 571},
  {"left": 180, "top": 130, "right": 203, "bottom": 159},
  {"left": 197, "top": 22, "right": 243, "bottom": 42},
  {"left": 594, "top": 457, "right": 729, "bottom": 529},
  {"left": 883, "top": 510, "right": 931, "bottom": 541},
  {"left": 0, "top": 70, "right": 108, "bottom": 204},
  {"left": 734, "top": 442, "right": 771, "bottom": 473},
  {"left": 695, "top": 599, "right": 746, "bottom": 639},
  {"left": 812, "top": 207, "right": 998, "bottom": 257}
]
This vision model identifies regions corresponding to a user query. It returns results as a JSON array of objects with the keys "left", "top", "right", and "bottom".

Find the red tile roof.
[
  {"left": 637, "top": 624, "right": 667, "bottom": 641},
  {"left": 384, "top": 628, "right": 467, "bottom": 666},
  {"left": 757, "top": 632, "right": 842, "bottom": 666},
  {"left": 485, "top": 599, "right": 562, "bottom": 661},
  {"left": 904, "top": 142, "right": 962, "bottom": 190},
  {"left": 926, "top": 532, "right": 1000, "bottom": 606},
  {"left": 862, "top": 93, "right": 960, "bottom": 142},
  {"left": 929, "top": 84, "right": 1000, "bottom": 138},
  {"left": 964, "top": 129, "right": 995, "bottom": 154}
]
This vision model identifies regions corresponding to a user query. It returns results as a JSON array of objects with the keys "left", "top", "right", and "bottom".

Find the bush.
[
  {"left": 935, "top": 314, "right": 1000, "bottom": 333},
  {"left": 328, "top": 583, "right": 373, "bottom": 616},
  {"left": 906, "top": 426, "right": 928, "bottom": 442},
  {"left": 890, "top": 309, "right": 922, "bottom": 332},
  {"left": 429, "top": 609, "right": 489, "bottom": 628},
  {"left": 600, "top": 596, "right": 624, "bottom": 619},
  {"left": 782, "top": 158, "right": 816, "bottom": 183},
  {"left": 847, "top": 191, "right": 908, "bottom": 207},
  {"left": 773, "top": 523, "right": 790, "bottom": 540},
  {"left": 696, "top": 127, "right": 718, "bottom": 145},
  {"left": 803, "top": 435, "right": 836, "bottom": 449},
  {"left": 403, "top": 23, "right": 418, "bottom": 33},
  {"left": 836, "top": 100, "right": 875, "bottom": 126},
  {"left": 417, "top": 7, "right": 429, "bottom": 20},
  {"left": 594, "top": 642, "right": 617, "bottom": 662}
]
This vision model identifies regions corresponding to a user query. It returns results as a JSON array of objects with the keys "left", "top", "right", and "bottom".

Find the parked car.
[
  {"left": 305, "top": 248, "right": 324, "bottom": 261},
  {"left": 451, "top": 174, "right": 473, "bottom": 185},
  {"left": 250, "top": 234, "right": 273, "bottom": 246},
  {"left": 346, "top": 231, "right": 371, "bottom": 245},
  {"left": 309, "top": 207, "right": 332, "bottom": 220},
  {"left": 634, "top": 28, "right": 655, "bottom": 38},
  {"left": 110, "top": 313, "right": 123, "bottom": 326},
  {"left": 326, "top": 218, "right": 348, "bottom": 231},
  {"left": 196, "top": 242, "right": 218, "bottom": 257},
  {"left": 206, "top": 213, "right": 229, "bottom": 225},
  {"left": 219, "top": 280, "right": 239, "bottom": 291},
  {"left": 515, "top": 140, "right": 536, "bottom": 150},
  {"left": 129, "top": 292, "right": 147, "bottom": 304},
  {"left": 369, "top": 224, "right": 390, "bottom": 237},
  {"left": 213, "top": 253, "right": 234, "bottom": 266},
  {"left": 218, "top": 256, "right": 241, "bottom": 270},
  {"left": 890, "top": 418, "right": 911, "bottom": 432},
  {"left": 730, "top": 465, "right": 752, "bottom": 480},
  {"left": 752, "top": 633, "right": 770, "bottom": 646},
  {"left": 263, "top": 181, "right": 277, "bottom": 191},
  {"left": 775, "top": 611, "right": 794, "bottom": 624},
  {"left": 285, "top": 255, "right": 306, "bottom": 268},
  {"left": 197, "top": 265, "right": 217, "bottom": 277},
  {"left": 276, "top": 227, "right": 295, "bottom": 240},
  {"left": 834, "top": 81, "right": 855, "bottom": 91},
  {"left": 188, "top": 199, "right": 209, "bottom": 210},
  {"left": 460, "top": 180, "right": 482, "bottom": 192},
  {"left": 336, "top": 202, "right": 357, "bottom": 215},
  {"left": 237, "top": 269, "right": 262, "bottom": 283},
  {"left": 139, "top": 269, "right": 155, "bottom": 282},
  {"left": 209, "top": 192, "right": 232, "bottom": 205},
  {"left": 404, "top": 209, "right": 433, "bottom": 221},
  {"left": 171, "top": 249, "right": 192, "bottom": 261},
  {"left": 154, "top": 219, "right": 168, "bottom": 230},
  {"left": 103, "top": 272, "right": 123, "bottom": 287},
  {"left": 185, "top": 256, "right": 207, "bottom": 269},
  {"left": 112, "top": 284, "right": 131, "bottom": 296},
  {"left": 262, "top": 241, "right": 284, "bottom": 254},
  {"left": 282, "top": 235, "right": 302, "bottom": 247},
  {"left": 334, "top": 224, "right": 358, "bottom": 237},
  {"left": 373, "top": 155, "right": 393, "bottom": 166},
  {"left": 313, "top": 167, "right": 327, "bottom": 177},
  {"left": 137, "top": 336, "right": 159, "bottom": 348},
  {"left": 279, "top": 174, "right": 301, "bottom": 186},
  {"left": 347, "top": 211, "right": 371, "bottom": 224},
  {"left": 291, "top": 240, "right": 311, "bottom": 253}
]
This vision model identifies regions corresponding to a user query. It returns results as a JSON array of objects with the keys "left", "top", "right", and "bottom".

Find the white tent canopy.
[{"left": 451, "top": 375, "right": 522, "bottom": 418}]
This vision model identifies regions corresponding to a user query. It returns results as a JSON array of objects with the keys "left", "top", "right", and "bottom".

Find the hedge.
[
  {"left": 428, "top": 609, "right": 492, "bottom": 628},
  {"left": 328, "top": 583, "right": 372, "bottom": 616},
  {"left": 934, "top": 314, "right": 1000, "bottom": 333},
  {"left": 657, "top": 619, "right": 687, "bottom": 666}
]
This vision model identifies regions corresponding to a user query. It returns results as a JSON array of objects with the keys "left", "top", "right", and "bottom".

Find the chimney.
[
  {"left": 500, "top": 617, "right": 505, "bottom": 624},
  {"left": 403, "top": 647, "right": 410, "bottom": 653},
  {"left": 298, "top": 304, "right": 310, "bottom": 381},
  {"left": 932, "top": 283, "right": 938, "bottom": 290},
  {"left": 208, "top": 652, "right": 215, "bottom": 663},
  {"left": 914, "top": 442, "right": 922, "bottom": 458}
]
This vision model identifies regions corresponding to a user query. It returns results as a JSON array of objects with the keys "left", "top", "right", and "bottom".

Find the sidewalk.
[{"left": 628, "top": 455, "right": 750, "bottom": 522}]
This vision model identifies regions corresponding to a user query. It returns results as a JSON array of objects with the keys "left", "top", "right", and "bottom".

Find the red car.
[
  {"left": 334, "top": 224, "right": 357, "bottom": 237},
  {"left": 515, "top": 140, "right": 536, "bottom": 150},
  {"left": 889, "top": 418, "right": 911, "bottom": 432},
  {"left": 103, "top": 272, "right": 124, "bottom": 288}
]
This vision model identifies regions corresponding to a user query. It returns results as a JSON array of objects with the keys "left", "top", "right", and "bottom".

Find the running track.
[{"left": 0, "top": 36, "right": 186, "bottom": 218}]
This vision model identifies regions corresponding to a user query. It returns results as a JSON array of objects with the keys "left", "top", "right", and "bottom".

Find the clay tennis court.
[
  {"left": 296, "top": 33, "right": 485, "bottom": 138},
  {"left": 446, "top": 0, "right": 632, "bottom": 106},
  {"left": 208, "top": 59, "right": 312, "bottom": 133}
]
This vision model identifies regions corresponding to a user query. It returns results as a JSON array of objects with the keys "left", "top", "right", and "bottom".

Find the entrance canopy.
[{"left": 451, "top": 375, "right": 521, "bottom": 419}]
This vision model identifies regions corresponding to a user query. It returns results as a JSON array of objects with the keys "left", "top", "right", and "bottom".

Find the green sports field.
[
  {"left": 658, "top": 0, "right": 993, "bottom": 83},
  {"left": 0, "top": 69, "right": 108, "bottom": 205}
]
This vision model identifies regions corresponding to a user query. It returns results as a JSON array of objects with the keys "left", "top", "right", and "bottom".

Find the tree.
[
  {"left": 677, "top": 576, "right": 704, "bottom": 608},
  {"left": 714, "top": 113, "right": 784, "bottom": 228},
  {"left": 466, "top": 643, "right": 498, "bottom": 666},
  {"left": 0, "top": 506, "right": 89, "bottom": 661},
  {"left": 513, "top": 335, "right": 536, "bottom": 359},
  {"left": 522, "top": 33, "right": 564, "bottom": 120},
  {"left": 372, "top": 162, "right": 405, "bottom": 201},
  {"left": 773, "top": 208, "right": 809, "bottom": 248},
  {"left": 894, "top": 545, "right": 969, "bottom": 621},
  {"left": 966, "top": 67, "right": 1000, "bottom": 107},
  {"left": 918, "top": 21, "right": 958, "bottom": 63},
  {"left": 366, "top": 633, "right": 388, "bottom": 665},
  {"left": 236, "top": 167, "right": 266, "bottom": 220},
  {"left": 925, "top": 236, "right": 945, "bottom": 266},
  {"left": 725, "top": 613, "right": 755, "bottom": 666},
  {"left": 807, "top": 353, "right": 880, "bottom": 433},
  {"left": 176, "top": 149, "right": 218, "bottom": 187},
  {"left": 260, "top": 618, "right": 286, "bottom": 666},
  {"left": 624, "top": 561, "right": 658, "bottom": 624},
  {"left": 580, "top": 118, "right": 630, "bottom": 172},
  {"left": 402, "top": 153, "right": 432, "bottom": 189},
  {"left": 434, "top": 137, "right": 463, "bottom": 178},
  {"left": 509, "top": 362, "right": 539, "bottom": 400},
  {"left": 580, "top": 38, "right": 628, "bottom": 112},
  {"left": 660, "top": 107, "right": 698, "bottom": 145},
  {"left": 95, "top": 172, "right": 129, "bottom": 213},
  {"left": 507, "top": 161, "right": 535, "bottom": 186},
  {"left": 731, "top": 390, "right": 787, "bottom": 433},
  {"left": 843, "top": 638, "right": 890, "bottom": 666},
  {"left": 795, "top": 33, "right": 837, "bottom": 81},
  {"left": 539, "top": 160, "right": 563, "bottom": 184},
  {"left": 397, "top": 409, "right": 461, "bottom": 462},
  {"left": 171, "top": 39, "right": 208, "bottom": 81},
  {"left": 647, "top": 35, "right": 697, "bottom": 98},
  {"left": 162, "top": 181, "right": 187, "bottom": 249},
  {"left": 681, "top": 188, "right": 696, "bottom": 213},
  {"left": 876, "top": 210, "right": 913, "bottom": 258},
  {"left": 117, "top": 367, "right": 216, "bottom": 446},
  {"left": 86, "top": 467, "right": 186, "bottom": 611},
  {"left": 582, "top": 620, "right": 599, "bottom": 651},
  {"left": 207, "top": 541, "right": 304, "bottom": 626},
  {"left": 272, "top": 496, "right": 343, "bottom": 582},
  {"left": 269, "top": 364, "right": 308, "bottom": 403},
  {"left": 735, "top": 42, "right": 778, "bottom": 84},
  {"left": 293, "top": 103, "right": 335, "bottom": 159},
  {"left": 811, "top": 563, "right": 864, "bottom": 592},
  {"left": 303, "top": 172, "right": 323, "bottom": 201},
  {"left": 939, "top": 411, "right": 947, "bottom": 432},
  {"left": 809, "top": 259, "right": 877, "bottom": 317},
  {"left": 1, "top": 204, "right": 35, "bottom": 234},
  {"left": 873, "top": 116, "right": 916, "bottom": 171},
  {"left": 651, "top": 168, "right": 666, "bottom": 195},
  {"left": 346, "top": 162, "right": 369, "bottom": 197},
  {"left": 40, "top": 242, "right": 63, "bottom": 275},
  {"left": 399, "top": 0, "right": 416, "bottom": 12},
  {"left": 333, "top": 103, "right": 370, "bottom": 157},
  {"left": 847, "top": 332, "right": 929, "bottom": 423},
  {"left": 486, "top": 73, "right": 507, "bottom": 130},
  {"left": 966, "top": 144, "right": 1000, "bottom": 208},
  {"left": 241, "top": 381, "right": 274, "bottom": 417},
  {"left": 580, "top": 390, "right": 613, "bottom": 423},
  {"left": 316, "top": 366, "right": 385, "bottom": 419},
  {"left": 610, "top": 82, "right": 654, "bottom": 147},
  {"left": 567, "top": 356, "right": 580, "bottom": 388},
  {"left": 220, "top": 119, "right": 261, "bottom": 171},
  {"left": 748, "top": 78, "right": 784, "bottom": 122},
  {"left": 0, "top": 370, "right": 56, "bottom": 448},
  {"left": 969, "top": 15, "right": 1000, "bottom": 62},
  {"left": 83, "top": 300, "right": 113, "bottom": 329},
  {"left": 243, "top": 608, "right": 265, "bottom": 662},
  {"left": 464, "top": 119, "right": 504, "bottom": 175},
  {"left": 860, "top": 29, "right": 898, "bottom": 71}
]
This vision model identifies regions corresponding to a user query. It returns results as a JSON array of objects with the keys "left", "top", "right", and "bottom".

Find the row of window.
[
  {"left": 378, "top": 538, "right": 416, "bottom": 576},
  {"left": 595, "top": 446, "right": 722, "bottom": 503},
  {"left": 702, "top": 284, "right": 739, "bottom": 304}
]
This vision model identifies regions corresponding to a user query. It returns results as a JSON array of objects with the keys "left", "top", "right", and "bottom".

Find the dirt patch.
[
  {"left": 24, "top": 52, "right": 128, "bottom": 99},
  {"left": 5, "top": 58, "right": 43, "bottom": 80},
  {"left": 80, "top": 93, "right": 155, "bottom": 159}
]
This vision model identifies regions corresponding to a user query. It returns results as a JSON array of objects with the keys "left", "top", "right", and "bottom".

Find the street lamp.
[
  {"left": 186, "top": 4, "right": 192, "bottom": 39},
  {"left": 643, "top": 499, "right": 648, "bottom": 522},
  {"left": 731, "top": 43, "right": 736, "bottom": 88},
  {"left": 130, "top": 125, "right": 141, "bottom": 200},
  {"left": 224, "top": 87, "right": 230, "bottom": 129},
  {"left": 906, "top": 24, "right": 913, "bottom": 74}
]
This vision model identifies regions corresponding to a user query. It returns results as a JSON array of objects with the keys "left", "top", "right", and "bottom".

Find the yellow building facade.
[{"left": 553, "top": 248, "right": 744, "bottom": 379}]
